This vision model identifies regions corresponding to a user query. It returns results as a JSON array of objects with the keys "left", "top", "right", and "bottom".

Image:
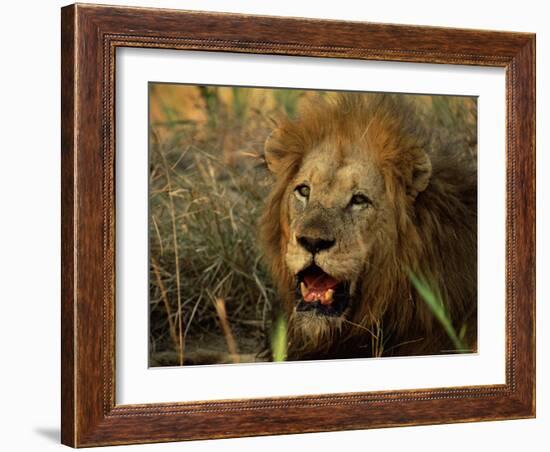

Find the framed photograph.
[{"left": 61, "top": 3, "right": 535, "bottom": 447}]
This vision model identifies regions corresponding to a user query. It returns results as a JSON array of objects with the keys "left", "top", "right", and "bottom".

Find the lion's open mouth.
[{"left": 295, "top": 265, "right": 350, "bottom": 316}]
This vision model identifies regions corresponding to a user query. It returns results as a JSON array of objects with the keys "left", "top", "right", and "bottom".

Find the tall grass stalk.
[
  {"left": 151, "top": 256, "right": 178, "bottom": 350},
  {"left": 213, "top": 298, "right": 240, "bottom": 363},
  {"left": 158, "top": 146, "right": 185, "bottom": 365}
]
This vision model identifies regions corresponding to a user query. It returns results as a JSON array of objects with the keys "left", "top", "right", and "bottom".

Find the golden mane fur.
[{"left": 259, "top": 93, "right": 477, "bottom": 360}]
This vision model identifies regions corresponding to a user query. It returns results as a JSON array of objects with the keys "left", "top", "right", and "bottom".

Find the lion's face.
[{"left": 284, "top": 141, "right": 390, "bottom": 322}]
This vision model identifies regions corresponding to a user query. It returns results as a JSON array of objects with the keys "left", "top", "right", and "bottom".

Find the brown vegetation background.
[{"left": 148, "top": 83, "right": 477, "bottom": 367}]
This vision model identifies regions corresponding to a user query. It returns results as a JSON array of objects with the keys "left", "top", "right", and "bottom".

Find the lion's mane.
[{"left": 259, "top": 93, "right": 477, "bottom": 359}]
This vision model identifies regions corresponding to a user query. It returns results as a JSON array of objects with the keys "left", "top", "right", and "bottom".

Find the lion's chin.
[
  {"left": 294, "top": 264, "right": 351, "bottom": 318},
  {"left": 291, "top": 310, "right": 345, "bottom": 347}
]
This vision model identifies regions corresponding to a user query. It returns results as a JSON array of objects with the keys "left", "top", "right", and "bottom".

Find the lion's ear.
[
  {"left": 410, "top": 150, "right": 432, "bottom": 197},
  {"left": 264, "top": 128, "right": 285, "bottom": 175}
]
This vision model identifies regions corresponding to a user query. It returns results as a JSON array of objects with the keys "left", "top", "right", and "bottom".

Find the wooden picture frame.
[{"left": 61, "top": 3, "right": 536, "bottom": 447}]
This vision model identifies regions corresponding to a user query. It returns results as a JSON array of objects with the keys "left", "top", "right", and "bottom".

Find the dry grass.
[{"left": 148, "top": 84, "right": 292, "bottom": 366}]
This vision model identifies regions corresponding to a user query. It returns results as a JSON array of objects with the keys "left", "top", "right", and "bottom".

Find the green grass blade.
[
  {"left": 407, "top": 271, "right": 468, "bottom": 353},
  {"left": 271, "top": 314, "right": 288, "bottom": 362}
]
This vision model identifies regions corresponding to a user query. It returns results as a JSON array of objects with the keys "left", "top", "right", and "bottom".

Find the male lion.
[{"left": 259, "top": 93, "right": 477, "bottom": 360}]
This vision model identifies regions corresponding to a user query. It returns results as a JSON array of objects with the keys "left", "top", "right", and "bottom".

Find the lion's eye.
[
  {"left": 349, "top": 193, "right": 371, "bottom": 207},
  {"left": 295, "top": 184, "right": 311, "bottom": 199}
]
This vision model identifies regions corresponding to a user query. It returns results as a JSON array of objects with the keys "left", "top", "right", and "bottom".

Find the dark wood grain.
[
  {"left": 60, "top": 3, "right": 536, "bottom": 447},
  {"left": 60, "top": 5, "right": 76, "bottom": 447}
]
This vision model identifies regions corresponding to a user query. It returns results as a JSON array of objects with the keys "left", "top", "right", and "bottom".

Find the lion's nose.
[{"left": 297, "top": 235, "right": 336, "bottom": 254}]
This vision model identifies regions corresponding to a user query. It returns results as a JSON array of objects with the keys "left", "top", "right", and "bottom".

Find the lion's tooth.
[
  {"left": 300, "top": 282, "right": 308, "bottom": 299},
  {"left": 322, "top": 289, "right": 334, "bottom": 305}
]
